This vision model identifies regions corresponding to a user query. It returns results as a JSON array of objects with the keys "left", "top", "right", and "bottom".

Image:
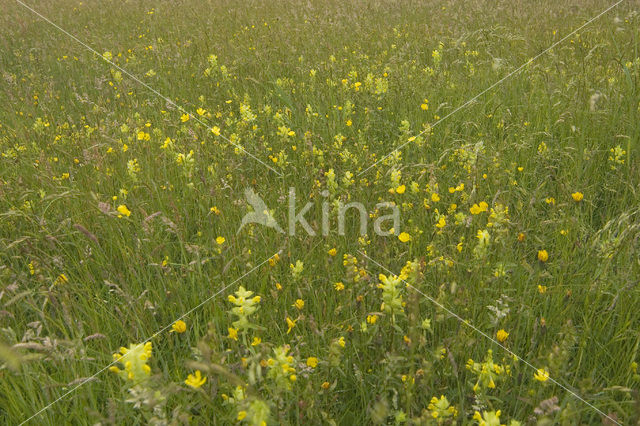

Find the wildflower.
[
  {"left": 469, "top": 201, "right": 489, "bottom": 215},
  {"left": 268, "top": 253, "right": 280, "bottom": 266},
  {"left": 251, "top": 336, "right": 262, "bottom": 346},
  {"left": 366, "top": 314, "right": 378, "bottom": 324},
  {"left": 228, "top": 327, "right": 239, "bottom": 340},
  {"left": 496, "top": 329, "right": 509, "bottom": 343},
  {"left": 538, "top": 285, "right": 547, "bottom": 294},
  {"left": 293, "top": 299, "right": 304, "bottom": 310},
  {"left": 476, "top": 229, "right": 490, "bottom": 245},
  {"left": 338, "top": 336, "right": 346, "bottom": 348},
  {"left": 216, "top": 236, "right": 225, "bottom": 245},
  {"left": 196, "top": 107, "right": 206, "bottom": 116},
  {"left": 398, "top": 232, "right": 411, "bottom": 243},
  {"left": 109, "top": 342, "right": 153, "bottom": 384},
  {"left": 396, "top": 184, "right": 406, "bottom": 194},
  {"left": 185, "top": 370, "right": 206, "bottom": 388},
  {"left": 421, "top": 99, "right": 429, "bottom": 110},
  {"left": 537, "top": 249, "right": 549, "bottom": 262},
  {"left": 180, "top": 113, "right": 190, "bottom": 122},
  {"left": 473, "top": 410, "right": 502, "bottom": 426},
  {"left": 228, "top": 287, "right": 261, "bottom": 332},
  {"left": 286, "top": 317, "right": 297, "bottom": 334},
  {"left": 334, "top": 282, "right": 345, "bottom": 291},
  {"left": 321, "top": 381, "right": 330, "bottom": 389},
  {"left": 534, "top": 368, "right": 550, "bottom": 382},
  {"left": 328, "top": 248, "right": 337, "bottom": 256},
  {"left": 517, "top": 232, "right": 525, "bottom": 242},
  {"left": 571, "top": 192, "right": 584, "bottom": 202},
  {"left": 290, "top": 260, "right": 304, "bottom": 280},
  {"left": 307, "top": 357, "right": 319, "bottom": 368},
  {"left": 117, "top": 204, "right": 131, "bottom": 217},
  {"left": 211, "top": 126, "right": 221, "bottom": 136},
  {"left": 171, "top": 320, "right": 187, "bottom": 333},
  {"left": 55, "top": 274, "right": 68, "bottom": 285},
  {"left": 267, "top": 345, "right": 296, "bottom": 390},
  {"left": 428, "top": 395, "right": 457, "bottom": 419},
  {"left": 378, "top": 274, "right": 404, "bottom": 317},
  {"left": 435, "top": 216, "right": 446, "bottom": 228}
]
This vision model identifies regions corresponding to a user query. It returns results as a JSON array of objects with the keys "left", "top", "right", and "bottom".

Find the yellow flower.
[
  {"left": 346, "top": 119, "right": 352, "bottom": 126},
  {"left": 338, "top": 336, "right": 346, "bottom": 348},
  {"left": 537, "top": 249, "right": 549, "bottom": 262},
  {"left": 211, "top": 126, "right": 221, "bottom": 136},
  {"left": 117, "top": 204, "right": 131, "bottom": 217},
  {"left": 216, "top": 236, "right": 225, "bottom": 245},
  {"left": 398, "top": 232, "right": 411, "bottom": 243},
  {"left": 306, "top": 357, "right": 318, "bottom": 368},
  {"left": 435, "top": 216, "right": 446, "bottom": 228},
  {"left": 334, "top": 282, "right": 345, "bottom": 291},
  {"left": 293, "top": 299, "right": 304, "bottom": 310},
  {"left": 366, "top": 314, "right": 378, "bottom": 324},
  {"left": 185, "top": 370, "right": 206, "bottom": 388},
  {"left": 396, "top": 184, "right": 406, "bottom": 194},
  {"left": 171, "top": 320, "right": 186, "bottom": 333},
  {"left": 251, "top": 336, "right": 262, "bottom": 346},
  {"left": 237, "top": 411, "right": 247, "bottom": 421},
  {"left": 227, "top": 327, "right": 238, "bottom": 340},
  {"left": 328, "top": 248, "right": 337, "bottom": 256},
  {"left": 571, "top": 191, "right": 584, "bottom": 202},
  {"left": 321, "top": 381, "right": 330, "bottom": 389},
  {"left": 431, "top": 193, "right": 440, "bottom": 202},
  {"left": 534, "top": 368, "right": 550, "bottom": 382},
  {"left": 180, "top": 113, "right": 190, "bottom": 122},
  {"left": 538, "top": 285, "right": 547, "bottom": 294},
  {"left": 109, "top": 342, "right": 153, "bottom": 383},
  {"left": 496, "top": 329, "right": 508, "bottom": 343},
  {"left": 196, "top": 107, "right": 206, "bottom": 116},
  {"left": 469, "top": 201, "right": 488, "bottom": 215},
  {"left": 286, "top": 317, "right": 297, "bottom": 334}
]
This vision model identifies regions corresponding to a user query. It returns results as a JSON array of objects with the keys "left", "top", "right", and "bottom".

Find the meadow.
[{"left": 1, "top": 0, "right": 640, "bottom": 424}]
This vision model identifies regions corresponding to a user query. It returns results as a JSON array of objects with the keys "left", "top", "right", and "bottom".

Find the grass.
[{"left": 1, "top": 0, "right": 639, "bottom": 424}]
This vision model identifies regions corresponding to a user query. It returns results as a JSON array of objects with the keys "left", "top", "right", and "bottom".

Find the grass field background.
[{"left": 1, "top": 0, "right": 640, "bottom": 424}]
